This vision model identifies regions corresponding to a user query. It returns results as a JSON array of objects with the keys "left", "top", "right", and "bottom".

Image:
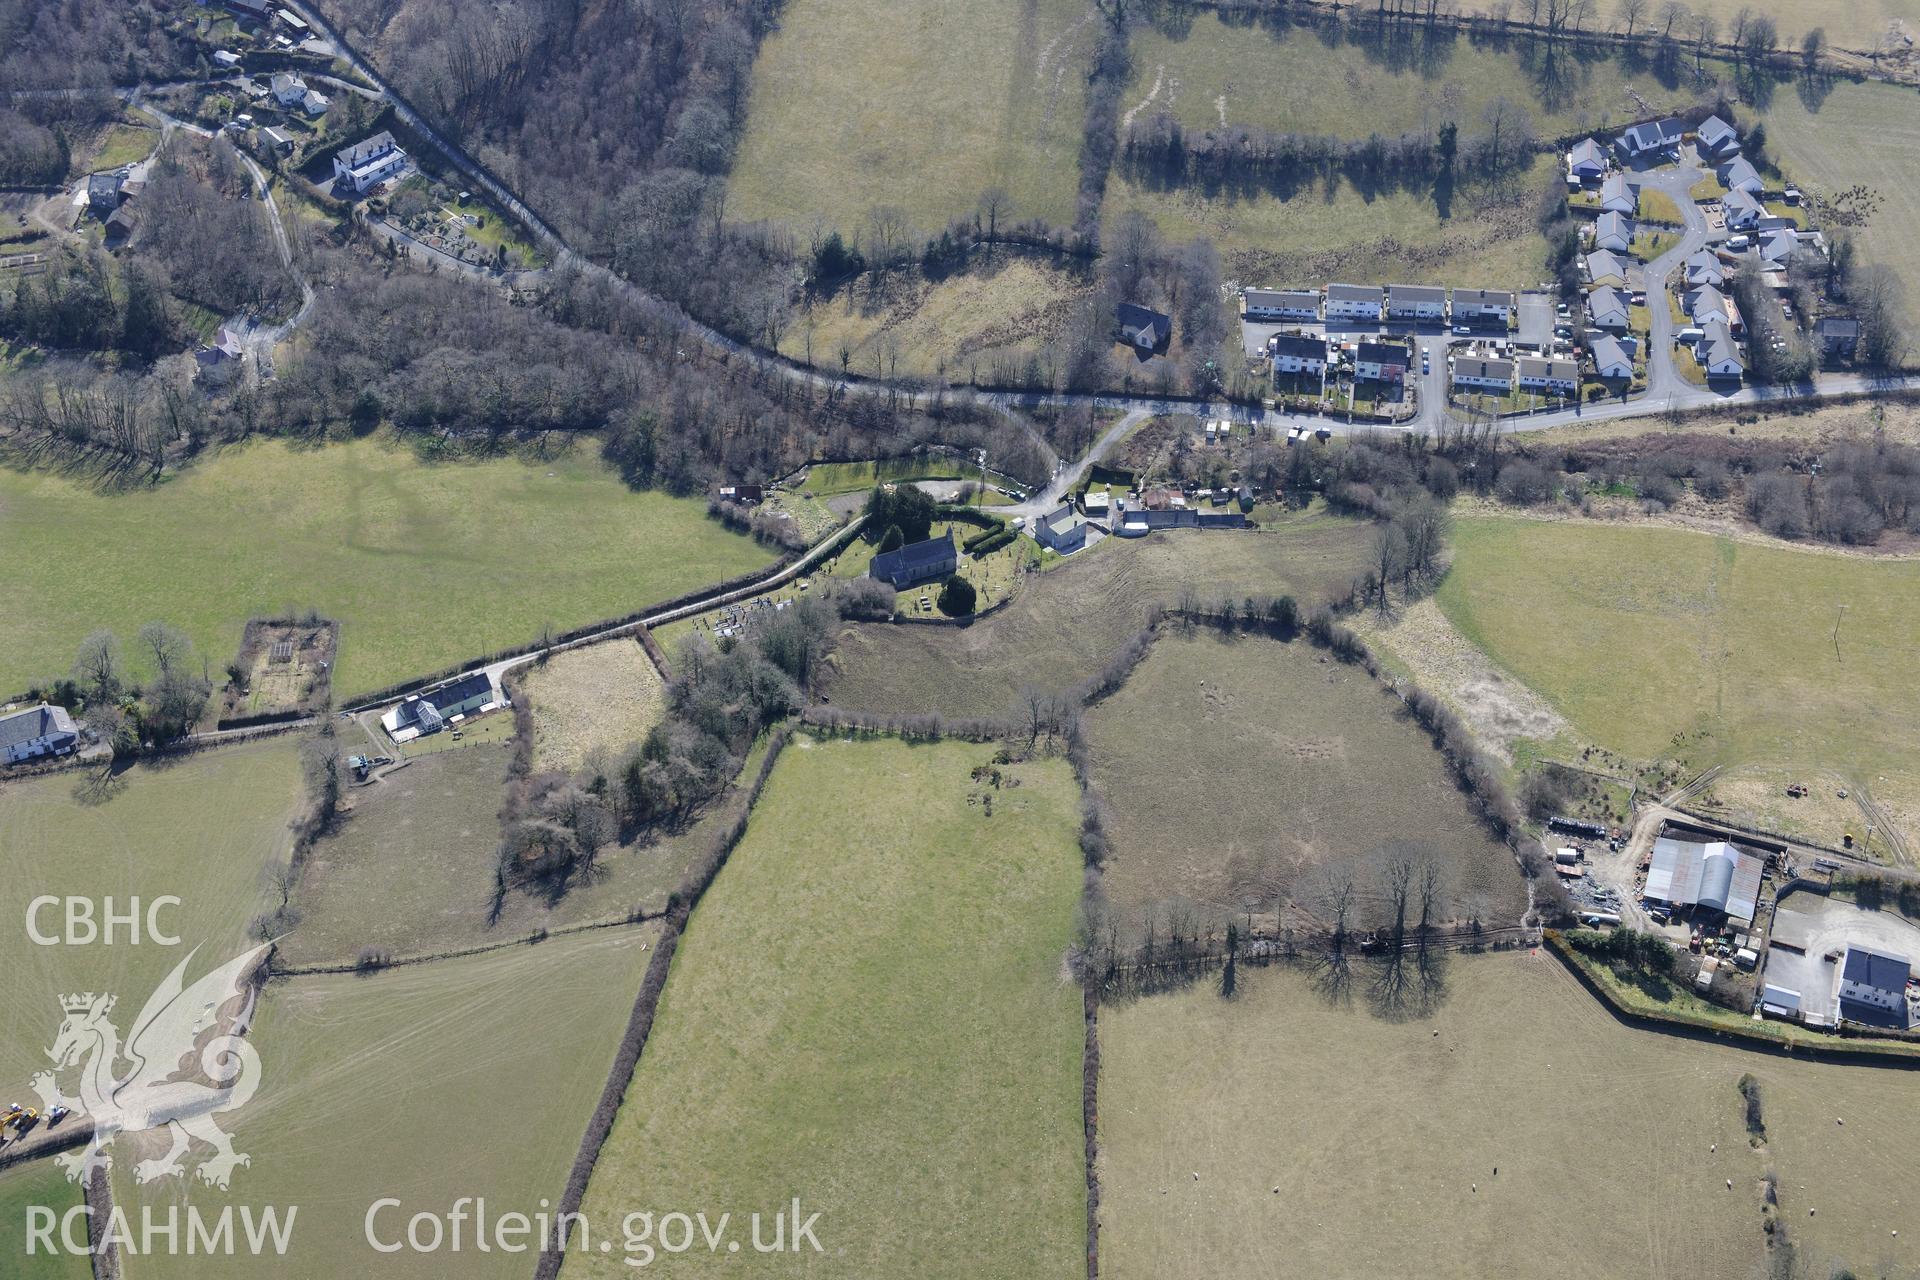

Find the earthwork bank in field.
[{"left": 571, "top": 736, "right": 1087, "bottom": 1278}]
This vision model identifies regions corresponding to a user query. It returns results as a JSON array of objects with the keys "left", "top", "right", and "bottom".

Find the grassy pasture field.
[
  {"left": 1762, "top": 77, "right": 1920, "bottom": 336},
  {"left": 0, "top": 739, "right": 304, "bottom": 1095},
  {"left": 1097, "top": 953, "right": 1920, "bottom": 1279},
  {"left": 1084, "top": 631, "right": 1529, "bottom": 934},
  {"left": 728, "top": 0, "right": 1092, "bottom": 235},
  {"left": 518, "top": 639, "right": 667, "bottom": 774},
  {"left": 780, "top": 256, "right": 1094, "bottom": 383},
  {"left": 824, "top": 506, "right": 1374, "bottom": 719},
  {"left": 1436, "top": 516, "right": 1920, "bottom": 846},
  {"left": 1681, "top": 0, "right": 1918, "bottom": 50},
  {"left": 0, "top": 437, "right": 770, "bottom": 700},
  {"left": 1108, "top": 154, "right": 1560, "bottom": 291},
  {"left": 571, "top": 736, "right": 1086, "bottom": 1278},
  {"left": 112, "top": 926, "right": 661, "bottom": 1280},
  {"left": 282, "top": 736, "right": 768, "bottom": 967},
  {"left": 0, "top": 1164, "right": 90, "bottom": 1280},
  {"left": 1124, "top": 14, "right": 1702, "bottom": 142}
]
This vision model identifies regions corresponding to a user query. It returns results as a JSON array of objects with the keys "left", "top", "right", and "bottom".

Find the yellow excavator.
[{"left": 1, "top": 1104, "right": 38, "bottom": 1138}]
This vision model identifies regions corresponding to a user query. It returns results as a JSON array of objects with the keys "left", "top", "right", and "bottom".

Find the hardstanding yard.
[
  {"left": 1083, "top": 631, "right": 1531, "bottom": 939},
  {"left": 569, "top": 736, "right": 1088, "bottom": 1277},
  {"left": 1097, "top": 953, "right": 1920, "bottom": 1280}
]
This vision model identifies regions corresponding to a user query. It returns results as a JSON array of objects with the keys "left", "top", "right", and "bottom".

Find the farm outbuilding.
[{"left": 1643, "top": 836, "right": 1763, "bottom": 924}]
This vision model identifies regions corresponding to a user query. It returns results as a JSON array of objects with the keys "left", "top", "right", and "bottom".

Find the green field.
[
  {"left": 1763, "top": 77, "right": 1920, "bottom": 336},
  {"left": 728, "top": 0, "right": 1091, "bottom": 235},
  {"left": 1683, "top": 0, "right": 1917, "bottom": 50},
  {"left": 1124, "top": 15, "right": 1700, "bottom": 143},
  {"left": 0, "top": 739, "right": 304, "bottom": 1095},
  {"left": 1436, "top": 516, "right": 1920, "bottom": 842},
  {"left": 1108, "top": 153, "right": 1559, "bottom": 291},
  {"left": 1097, "top": 953, "right": 1920, "bottom": 1279},
  {"left": 571, "top": 736, "right": 1087, "bottom": 1277},
  {"left": 112, "top": 926, "right": 660, "bottom": 1279},
  {"left": 0, "top": 437, "right": 771, "bottom": 699},
  {"left": 1084, "top": 631, "right": 1529, "bottom": 935},
  {"left": 0, "top": 1163, "right": 91, "bottom": 1280}
]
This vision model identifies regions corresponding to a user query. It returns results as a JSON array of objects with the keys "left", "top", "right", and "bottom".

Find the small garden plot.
[
  {"left": 519, "top": 638, "right": 667, "bottom": 773},
  {"left": 571, "top": 736, "right": 1087, "bottom": 1278},
  {"left": 114, "top": 927, "right": 661, "bottom": 1280},
  {"left": 218, "top": 616, "right": 338, "bottom": 721},
  {"left": 1083, "top": 631, "right": 1529, "bottom": 938}
]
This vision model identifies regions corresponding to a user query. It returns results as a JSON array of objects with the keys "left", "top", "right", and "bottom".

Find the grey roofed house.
[
  {"left": 1386, "top": 283, "right": 1446, "bottom": 306},
  {"left": 1036, "top": 503, "right": 1087, "bottom": 554},
  {"left": 1759, "top": 229, "right": 1801, "bottom": 266},
  {"left": 1584, "top": 249, "right": 1630, "bottom": 283},
  {"left": 1453, "top": 356, "right": 1514, "bottom": 384},
  {"left": 1325, "top": 282, "right": 1384, "bottom": 306},
  {"left": 86, "top": 172, "right": 124, "bottom": 212},
  {"left": 1688, "top": 282, "right": 1729, "bottom": 323},
  {"left": 1718, "top": 156, "right": 1762, "bottom": 194},
  {"left": 1242, "top": 288, "right": 1319, "bottom": 315},
  {"left": 1700, "top": 317, "right": 1744, "bottom": 376},
  {"left": 1683, "top": 249, "right": 1724, "bottom": 287},
  {"left": 382, "top": 671, "right": 497, "bottom": 737},
  {"left": 1589, "top": 333, "right": 1633, "bottom": 377},
  {"left": 1452, "top": 288, "right": 1513, "bottom": 311},
  {"left": 1697, "top": 114, "right": 1739, "bottom": 154},
  {"left": 1586, "top": 285, "right": 1630, "bottom": 329},
  {"left": 1, "top": 703, "right": 79, "bottom": 764},
  {"left": 1269, "top": 333, "right": 1327, "bottom": 361},
  {"left": 1619, "top": 117, "right": 1684, "bottom": 155},
  {"left": 1516, "top": 355, "right": 1578, "bottom": 387},
  {"left": 1355, "top": 340, "right": 1407, "bottom": 368},
  {"left": 1723, "top": 186, "right": 1764, "bottom": 226},
  {"left": 1645, "top": 836, "right": 1762, "bottom": 922},
  {"left": 1816, "top": 315, "right": 1861, "bottom": 354},
  {"left": 1600, "top": 172, "right": 1634, "bottom": 212},
  {"left": 868, "top": 530, "right": 957, "bottom": 589},
  {"left": 1593, "top": 210, "right": 1631, "bottom": 249},
  {"left": 1837, "top": 948, "right": 1911, "bottom": 1027},
  {"left": 1115, "top": 302, "right": 1171, "bottom": 354},
  {"left": 1567, "top": 137, "right": 1607, "bottom": 175}
]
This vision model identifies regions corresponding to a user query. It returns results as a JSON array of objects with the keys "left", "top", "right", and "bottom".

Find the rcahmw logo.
[
  {"left": 35, "top": 942, "right": 268, "bottom": 1190},
  {"left": 26, "top": 1203, "right": 297, "bottom": 1259}
]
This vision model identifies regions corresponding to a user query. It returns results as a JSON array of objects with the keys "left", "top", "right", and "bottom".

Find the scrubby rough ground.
[
  {"left": 1357, "top": 596, "right": 1568, "bottom": 762},
  {"left": 1098, "top": 953, "right": 1920, "bottom": 1280},
  {"left": 520, "top": 639, "right": 667, "bottom": 774},
  {"left": 1084, "top": 631, "right": 1529, "bottom": 937}
]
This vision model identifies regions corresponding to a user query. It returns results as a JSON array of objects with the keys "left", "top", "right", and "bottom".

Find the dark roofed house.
[
  {"left": 1816, "top": 316, "right": 1860, "bottom": 361},
  {"left": 104, "top": 202, "right": 140, "bottom": 248},
  {"left": 86, "top": 172, "right": 125, "bottom": 215},
  {"left": 1354, "top": 341, "right": 1408, "bottom": 383},
  {"left": 1115, "top": 303, "right": 1171, "bottom": 357},
  {"left": 869, "top": 531, "right": 957, "bottom": 589},
  {"left": 1, "top": 703, "right": 80, "bottom": 765},
  {"left": 1837, "top": 948, "right": 1911, "bottom": 1028},
  {"left": 717, "top": 484, "right": 764, "bottom": 504}
]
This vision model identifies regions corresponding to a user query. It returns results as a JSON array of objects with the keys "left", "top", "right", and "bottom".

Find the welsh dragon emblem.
[{"left": 32, "top": 943, "right": 268, "bottom": 1190}]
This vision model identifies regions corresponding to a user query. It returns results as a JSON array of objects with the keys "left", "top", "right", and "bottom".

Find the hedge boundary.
[{"left": 533, "top": 725, "right": 792, "bottom": 1280}]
